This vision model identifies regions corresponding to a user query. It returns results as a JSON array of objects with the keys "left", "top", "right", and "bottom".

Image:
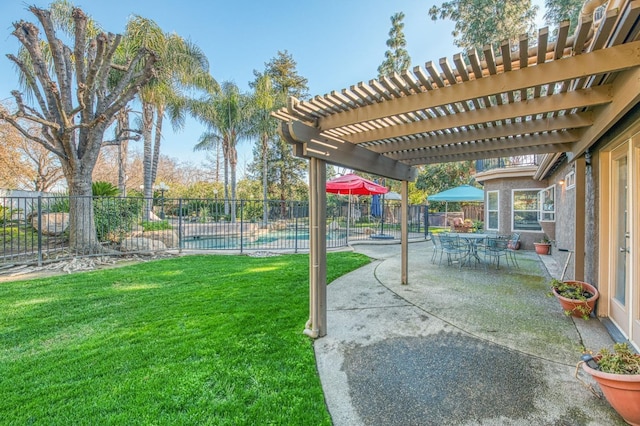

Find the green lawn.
[{"left": 0, "top": 253, "right": 370, "bottom": 425}]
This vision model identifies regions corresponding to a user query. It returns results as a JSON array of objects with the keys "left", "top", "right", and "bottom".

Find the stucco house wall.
[
  {"left": 481, "top": 177, "right": 547, "bottom": 250},
  {"left": 546, "top": 162, "right": 577, "bottom": 280}
]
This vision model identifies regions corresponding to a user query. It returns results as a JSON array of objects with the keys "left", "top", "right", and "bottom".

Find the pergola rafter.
[
  {"left": 273, "top": 0, "right": 640, "bottom": 338},
  {"left": 276, "top": 2, "right": 640, "bottom": 171}
]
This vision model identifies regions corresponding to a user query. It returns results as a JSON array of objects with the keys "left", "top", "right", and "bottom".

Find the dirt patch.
[{"left": 0, "top": 253, "right": 178, "bottom": 282}]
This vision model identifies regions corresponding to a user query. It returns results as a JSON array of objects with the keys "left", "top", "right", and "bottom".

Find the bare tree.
[
  {"left": 19, "top": 137, "right": 65, "bottom": 192},
  {"left": 0, "top": 102, "right": 65, "bottom": 191},
  {"left": 0, "top": 5, "right": 155, "bottom": 252}
]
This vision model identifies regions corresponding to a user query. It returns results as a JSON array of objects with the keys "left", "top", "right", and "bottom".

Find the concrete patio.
[{"left": 315, "top": 240, "right": 626, "bottom": 425}]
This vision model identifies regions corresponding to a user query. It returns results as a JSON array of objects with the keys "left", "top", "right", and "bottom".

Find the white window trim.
[
  {"left": 565, "top": 171, "right": 575, "bottom": 189},
  {"left": 538, "top": 184, "right": 556, "bottom": 222},
  {"left": 511, "top": 188, "right": 543, "bottom": 232},
  {"left": 486, "top": 190, "right": 499, "bottom": 231}
]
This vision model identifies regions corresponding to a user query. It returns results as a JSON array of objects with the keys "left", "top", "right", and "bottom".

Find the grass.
[{"left": 0, "top": 252, "right": 370, "bottom": 425}]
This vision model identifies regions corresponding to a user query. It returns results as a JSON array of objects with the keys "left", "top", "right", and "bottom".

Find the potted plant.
[
  {"left": 550, "top": 278, "right": 599, "bottom": 320},
  {"left": 534, "top": 236, "right": 552, "bottom": 255},
  {"left": 580, "top": 343, "right": 640, "bottom": 425}
]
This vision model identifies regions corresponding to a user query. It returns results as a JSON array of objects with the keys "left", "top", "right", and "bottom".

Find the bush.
[
  {"left": 141, "top": 220, "right": 172, "bottom": 231},
  {"left": 92, "top": 181, "right": 119, "bottom": 197},
  {"left": 93, "top": 197, "right": 143, "bottom": 242},
  {"left": 46, "top": 196, "right": 70, "bottom": 213}
]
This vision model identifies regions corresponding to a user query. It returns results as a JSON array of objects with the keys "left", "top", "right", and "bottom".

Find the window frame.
[
  {"left": 565, "top": 171, "right": 575, "bottom": 189},
  {"left": 486, "top": 190, "right": 499, "bottom": 231},
  {"left": 511, "top": 189, "right": 542, "bottom": 232},
  {"left": 538, "top": 185, "right": 556, "bottom": 222}
]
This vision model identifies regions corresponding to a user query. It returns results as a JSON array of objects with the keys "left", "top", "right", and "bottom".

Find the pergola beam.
[
  {"left": 405, "top": 142, "right": 573, "bottom": 165},
  {"left": 364, "top": 113, "right": 593, "bottom": 153},
  {"left": 344, "top": 85, "right": 612, "bottom": 143},
  {"left": 388, "top": 130, "right": 580, "bottom": 161},
  {"left": 283, "top": 121, "right": 417, "bottom": 181},
  {"left": 317, "top": 40, "right": 640, "bottom": 130},
  {"left": 571, "top": 65, "right": 640, "bottom": 160}
]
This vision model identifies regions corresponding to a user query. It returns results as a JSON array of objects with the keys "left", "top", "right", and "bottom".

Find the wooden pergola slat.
[{"left": 272, "top": 3, "right": 640, "bottom": 337}]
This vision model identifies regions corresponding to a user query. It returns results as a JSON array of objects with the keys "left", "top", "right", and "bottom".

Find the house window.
[
  {"left": 565, "top": 171, "right": 575, "bottom": 189},
  {"left": 487, "top": 191, "right": 499, "bottom": 230},
  {"left": 538, "top": 185, "right": 555, "bottom": 222},
  {"left": 512, "top": 190, "right": 542, "bottom": 231}
]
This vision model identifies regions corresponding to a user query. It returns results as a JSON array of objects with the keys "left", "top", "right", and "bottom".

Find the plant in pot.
[
  {"left": 549, "top": 278, "right": 599, "bottom": 320},
  {"left": 579, "top": 343, "right": 640, "bottom": 425},
  {"left": 534, "top": 235, "right": 551, "bottom": 255}
]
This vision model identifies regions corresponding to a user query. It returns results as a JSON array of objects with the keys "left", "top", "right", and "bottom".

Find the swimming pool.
[{"left": 181, "top": 229, "right": 348, "bottom": 251}]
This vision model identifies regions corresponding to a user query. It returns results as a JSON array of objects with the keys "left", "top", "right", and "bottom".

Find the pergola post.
[
  {"left": 575, "top": 156, "right": 587, "bottom": 281},
  {"left": 304, "top": 157, "right": 327, "bottom": 338},
  {"left": 401, "top": 180, "right": 409, "bottom": 285}
]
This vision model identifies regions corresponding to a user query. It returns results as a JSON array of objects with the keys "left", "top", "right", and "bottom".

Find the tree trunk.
[
  {"left": 229, "top": 144, "right": 237, "bottom": 223},
  {"left": 151, "top": 105, "right": 164, "bottom": 185},
  {"left": 216, "top": 142, "right": 222, "bottom": 183},
  {"left": 223, "top": 140, "right": 230, "bottom": 217},
  {"left": 66, "top": 168, "right": 100, "bottom": 254},
  {"left": 142, "top": 103, "right": 155, "bottom": 220},
  {"left": 117, "top": 109, "right": 130, "bottom": 196},
  {"left": 262, "top": 134, "right": 269, "bottom": 226}
]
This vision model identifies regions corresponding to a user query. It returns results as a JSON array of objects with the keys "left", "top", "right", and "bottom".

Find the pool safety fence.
[{"left": 0, "top": 195, "right": 429, "bottom": 267}]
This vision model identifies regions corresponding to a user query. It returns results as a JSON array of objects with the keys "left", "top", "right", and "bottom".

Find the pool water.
[{"left": 181, "top": 229, "right": 347, "bottom": 250}]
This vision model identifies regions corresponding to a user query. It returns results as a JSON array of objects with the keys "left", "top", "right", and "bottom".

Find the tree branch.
[
  {"left": 0, "top": 110, "right": 66, "bottom": 159},
  {"left": 72, "top": 7, "right": 87, "bottom": 86},
  {"left": 30, "top": 7, "right": 73, "bottom": 112},
  {"left": 11, "top": 21, "right": 60, "bottom": 123}
]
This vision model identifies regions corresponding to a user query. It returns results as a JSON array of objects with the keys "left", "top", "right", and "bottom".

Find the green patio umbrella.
[{"left": 427, "top": 184, "right": 484, "bottom": 227}]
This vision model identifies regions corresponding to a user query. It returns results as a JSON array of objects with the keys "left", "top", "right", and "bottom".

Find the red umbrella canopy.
[{"left": 326, "top": 174, "right": 389, "bottom": 195}]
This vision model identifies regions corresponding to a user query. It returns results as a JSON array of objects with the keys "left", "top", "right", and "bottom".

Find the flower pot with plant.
[
  {"left": 579, "top": 343, "right": 640, "bottom": 425},
  {"left": 550, "top": 279, "right": 599, "bottom": 320},
  {"left": 534, "top": 236, "right": 551, "bottom": 255}
]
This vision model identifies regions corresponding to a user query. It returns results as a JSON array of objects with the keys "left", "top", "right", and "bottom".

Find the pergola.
[{"left": 273, "top": 0, "right": 640, "bottom": 338}]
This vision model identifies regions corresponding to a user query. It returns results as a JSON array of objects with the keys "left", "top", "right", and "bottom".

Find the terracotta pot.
[
  {"left": 582, "top": 358, "right": 640, "bottom": 425},
  {"left": 552, "top": 280, "right": 599, "bottom": 318},
  {"left": 534, "top": 242, "right": 551, "bottom": 255}
]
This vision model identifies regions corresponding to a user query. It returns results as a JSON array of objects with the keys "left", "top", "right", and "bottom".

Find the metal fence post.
[
  {"left": 37, "top": 196, "right": 42, "bottom": 267},
  {"left": 178, "top": 198, "right": 183, "bottom": 252},
  {"left": 239, "top": 199, "right": 244, "bottom": 254},
  {"left": 294, "top": 201, "right": 299, "bottom": 253}
]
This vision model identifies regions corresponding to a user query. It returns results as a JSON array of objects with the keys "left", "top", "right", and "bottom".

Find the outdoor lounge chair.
[
  {"left": 430, "top": 233, "right": 443, "bottom": 264},
  {"left": 438, "top": 234, "right": 469, "bottom": 267},
  {"left": 506, "top": 233, "right": 521, "bottom": 268},
  {"left": 484, "top": 237, "right": 510, "bottom": 269}
]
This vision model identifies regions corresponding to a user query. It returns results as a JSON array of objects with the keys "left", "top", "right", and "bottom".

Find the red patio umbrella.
[
  {"left": 325, "top": 173, "right": 389, "bottom": 196},
  {"left": 326, "top": 174, "right": 388, "bottom": 236}
]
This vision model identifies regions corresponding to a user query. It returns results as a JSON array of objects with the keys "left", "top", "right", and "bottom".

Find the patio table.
[{"left": 459, "top": 233, "right": 490, "bottom": 266}]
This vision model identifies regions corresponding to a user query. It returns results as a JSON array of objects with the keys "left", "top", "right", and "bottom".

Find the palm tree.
[
  {"left": 191, "top": 81, "right": 251, "bottom": 222},
  {"left": 194, "top": 130, "right": 228, "bottom": 213},
  {"left": 122, "top": 16, "right": 217, "bottom": 215},
  {"left": 248, "top": 75, "right": 280, "bottom": 225}
]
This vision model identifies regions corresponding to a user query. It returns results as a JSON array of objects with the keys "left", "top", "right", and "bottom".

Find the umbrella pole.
[
  {"left": 380, "top": 193, "right": 385, "bottom": 235},
  {"left": 346, "top": 192, "right": 350, "bottom": 240},
  {"left": 445, "top": 202, "right": 448, "bottom": 230}
]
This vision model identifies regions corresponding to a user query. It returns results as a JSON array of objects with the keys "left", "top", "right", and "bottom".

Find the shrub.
[
  {"left": 93, "top": 197, "right": 143, "bottom": 242},
  {"left": 92, "top": 181, "right": 119, "bottom": 197},
  {"left": 141, "top": 220, "right": 172, "bottom": 231},
  {"left": 46, "top": 196, "right": 70, "bottom": 213}
]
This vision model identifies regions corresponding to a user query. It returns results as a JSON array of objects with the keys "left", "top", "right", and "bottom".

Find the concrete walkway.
[{"left": 315, "top": 240, "right": 625, "bottom": 426}]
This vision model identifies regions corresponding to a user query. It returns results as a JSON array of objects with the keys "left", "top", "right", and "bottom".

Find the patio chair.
[
  {"left": 430, "top": 233, "right": 443, "bottom": 264},
  {"left": 506, "top": 233, "right": 521, "bottom": 268},
  {"left": 439, "top": 234, "right": 469, "bottom": 267},
  {"left": 484, "top": 237, "right": 510, "bottom": 269}
]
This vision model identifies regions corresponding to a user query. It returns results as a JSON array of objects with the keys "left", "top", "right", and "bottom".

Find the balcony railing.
[{"left": 475, "top": 155, "right": 539, "bottom": 173}]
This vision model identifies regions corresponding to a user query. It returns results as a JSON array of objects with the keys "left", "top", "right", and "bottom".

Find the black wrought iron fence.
[{"left": 0, "top": 196, "right": 429, "bottom": 267}]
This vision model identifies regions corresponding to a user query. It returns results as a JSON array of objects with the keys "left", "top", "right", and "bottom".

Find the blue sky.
[{"left": 0, "top": 0, "right": 545, "bottom": 173}]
